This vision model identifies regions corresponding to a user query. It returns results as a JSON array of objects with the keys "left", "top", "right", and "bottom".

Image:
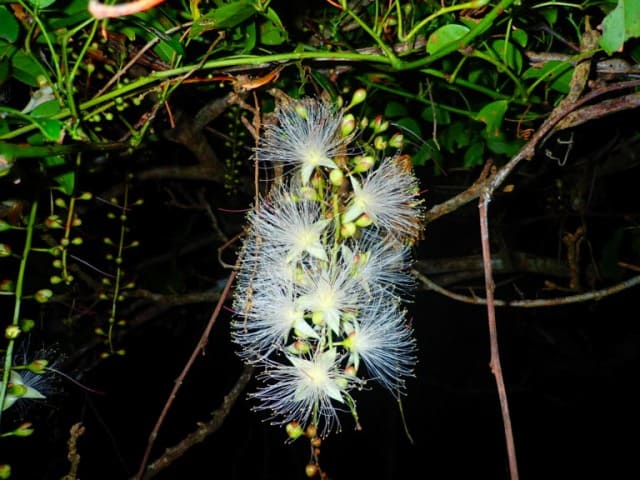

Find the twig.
[
  {"left": 412, "top": 269, "right": 640, "bottom": 307},
  {"left": 139, "top": 365, "right": 254, "bottom": 479},
  {"left": 478, "top": 189, "right": 519, "bottom": 480},
  {"left": 424, "top": 78, "right": 640, "bottom": 225},
  {"left": 62, "top": 422, "right": 86, "bottom": 480},
  {"left": 134, "top": 271, "right": 237, "bottom": 480}
]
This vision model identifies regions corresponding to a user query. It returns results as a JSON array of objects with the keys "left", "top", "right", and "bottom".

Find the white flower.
[
  {"left": 296, "top": 261, "right": 366, "bottom": 336},
  {"left": 257, "top": 99, "right": 348, "bottom": 184},
  {"left": 248, "top": 182, "right": 330, "bottom": 263},
  {"left": 343, "top": 156, "right": 424, "bottom": 242},
  {"left": 252, "top": 349, "right": 361, "bottom": 436},
  {"left": 232, "top": 283, "right": 318, "bottom": 362},
  {"left": 2, "top": 370, "right": 46, "bottom": 411},
  {"left": 346, "top": 229, "right": 414, "bottom": 300},
  {"left": 343, "top": 300, "right": 416, "bottom": 395}
]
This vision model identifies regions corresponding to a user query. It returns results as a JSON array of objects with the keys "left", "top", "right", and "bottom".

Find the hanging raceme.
[{"left": 231, "top": 95, "right": 425, "bottom": 439}]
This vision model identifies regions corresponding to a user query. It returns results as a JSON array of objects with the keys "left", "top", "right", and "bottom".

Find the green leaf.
[
  {"left": 11, "top": 50, "right": 47, "bottom": 87},
  {"left": 43, "top": 155, "right": 75, "bottom": 194},
  {"left": 29, "top": 99, "right": 61, "bottom": 117},
  {"left": 511, "top": 29, "right": 528, "bottom": 49},
  {"left": 0, "top": 59, "right": 9, "bottom": 85},
  {"left": 463, "top": 141, "right": 484, "bottom": 167},
  {"left": 420, "top": 105, "right": 451, "bottom": 125},
  {"left": 491, "top": 39, "right": 523, "bottom": 74},
  {"left": 0, "top": 7, "right": 20, "bottom": 43},
  {"left": 600, "top": 0, "right": 640, "bottom": 55},
  {"left": 190, "top": 1, "right": 257, "bottom": 37},
  {"left": 484, "top": 132, "right": 522, "bottom": 156},
  {"left": 384, "top": 101, "right": 408, "bottom": 118},
  {"left": 474, "top": 100, "right": 508, "bottom": 139},
  {"left": 241, "top": 20, "right": 257, "bottom": 53},
  {"left": 26, "top": 0, "right": 57, "bottom": 8},
  {"left": 426, "top": 24, "right": 470, "bottom": 55},
  {"left": 539, "top": 7, "right": 558, "bottom": 26},
  {"left": 259, "top": 19, "right": 287, "bottom": 46}
]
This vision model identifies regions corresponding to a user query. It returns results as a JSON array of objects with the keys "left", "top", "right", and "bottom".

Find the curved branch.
[{"left": 412, "top": 269, "right": 640, "bottom": 308}]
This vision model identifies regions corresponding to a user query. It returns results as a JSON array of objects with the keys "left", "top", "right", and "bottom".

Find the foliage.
[{"left": 1, "top": 0, "right": 639, "bottom": 478}]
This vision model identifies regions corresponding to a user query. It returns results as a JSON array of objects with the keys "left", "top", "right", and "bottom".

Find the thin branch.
[
  {"left": 134, "top": 271, "right": 237, "bottom": 480},
  {"left": 478, "top": 190, "right": 519, "bottom": 480},
  {"left": 412, "top": 270, "right": 640, "bottom": 307},
  {"left": 139, "top": 365, "right": 254, "bottom": 479}
]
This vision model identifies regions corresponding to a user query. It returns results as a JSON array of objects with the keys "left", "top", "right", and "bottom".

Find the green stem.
[
  {"left": 339, "top": 0, "right": 401, "bottom": 68},
  {"left": 469, "top": 49, "right": 528, "bottom": 102},
  {"left": 400, "top": 0, "right": 517, "bottom": 70},
  {"left": 401, "top": 0, "right": 490, "bottom": 43},
  {"left": 0, "top": 200, "right": 38, "bottom": 428}
]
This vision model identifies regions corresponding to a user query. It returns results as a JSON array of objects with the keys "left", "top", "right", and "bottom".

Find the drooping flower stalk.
[{"left": 232, "top": 96, "right": 424, "bottom": 437}]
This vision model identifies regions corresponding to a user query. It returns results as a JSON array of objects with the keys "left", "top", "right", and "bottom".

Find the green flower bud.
[
  {"left": 349, "top": 88, "right": 367, "bottom": 108},
  {"left": 0, "top": 244, "right": 11, "bottom": 257},
  {"left": 5, "top": 325, "right": 20, "bottom": 339},
  {"left": 389, "top": 132, "right": 404, "bottom": 149},
  {"left": 352, "top": 155, "right": 375, "bottom": 173},
  {"left": 374, "top": 136, "right": 387, "bottom": 150},
  {"left": 20, "top": 319, "right": 35, "bottom": 332},
  {"left": 340, "top": 222, "right": 357, "bottom": 238},
  {"left": 34, "top": 289, "right": 53, "bottom": 303},
  {"left": 27, "top": 359, "right": 48, "bottom": 374},
  {"left": 329, "top": 168, "right": 345, "bottom": 187},
  {"left": 355, "top": 213, "right": 373, "bottom": 227},
  {"left": 286, "top": 421, "right": 304, "bottom": 440},
  {"left": 341, "top": 114, "right": 356, "bottom": 137}
]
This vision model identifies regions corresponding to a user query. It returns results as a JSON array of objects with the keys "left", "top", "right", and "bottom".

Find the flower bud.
[
  {"left": 389, "top": 132, "right": 404, "bottom": 149},
  {"left": 295, "top": 103, "right": 309, "bottom": 119},
  {"left": 0, "top": 244, "right": 11, "bottom": 257},
  {"left": 340, "top": 114, "right": 356, "bottom": 137},
  {"left": 5, "top": 325, "right": 20, "bottom": 339},
  {"left": 340, "top": 222, "right": 357, "bottom": 238},
  {"left": 286, "top": 421, "right": 304, "bottom": 440},
  {"left": 34, "top": 289, "right": 53, "bottom": 303},
  {"left": 27, "top": 359, "right": 48, "bottom": 374},
  {"left": 374, "top": 136, "right": 387, "bottom": 150},
  {"left": 349, "top": 88, "right": 367, "bottom": 108},
  {"left": 305, "top": 424, "right": 317, "bottom": 438},
  {"left": 355, "top": 214, "right": 373, "bottom": 228},
  {"left": 352, "top": 155, "right": 375, "bottom": 173},
  {"left": 329, "top": 168, "right": 345, "bottom": 187},
  {"left": 13, "top": 422, "right": 34, "bottom": 437},
  {"left": 370, "top": 115, "right": 389, "bottom": 134},
  {"left": 305, "top": 463, "right": 318, "bottom": 477}
]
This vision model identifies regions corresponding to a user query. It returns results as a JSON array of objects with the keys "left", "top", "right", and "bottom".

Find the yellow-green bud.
[
  {"left": 374, "top": 136, "right": 387, "bottom": 150},
  {"left": 286, "top": 421, "right": 304, "bottom": 440},
  {"left": 34, "top": 289, "right": 53, "bottom": 303},
  {"left": 389, "top": 132, "right": 404, "bottom": 149},
  {"left": 294, "top": 103, "right": 309, "bottom": 119},
  {"left": 355, "top": 214, "right": 374, "bottom": 227},
  {"left": 329, "top": 168, "right": 345, "bottom": 187},
  {"left": 349, "top": 88, "right": 367, "bottom": 108},
  {"left": 352, "top": 155, "right": 375, "bottom": 173},
  {"left": 0, "top": 244, "right": 11, "bottom": 257},
  {"left": 5, "top": 325, "right": 21, "bottom": 339},
  {"left": 341, "top": 222, "right": 357, "bottom": 238},
  {"left": 370, "top": 115, "right": 389, "bottom": 134},
  {"left": 27, "top": 359, "right": 48, "bottom": 374},
  {"left": 341, "top": 114, "right": 356, "bottom": 137}
]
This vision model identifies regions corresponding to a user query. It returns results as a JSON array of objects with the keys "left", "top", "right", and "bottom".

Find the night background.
[{"left": 1, "top": 0, "right": 640, "bottom": 479}]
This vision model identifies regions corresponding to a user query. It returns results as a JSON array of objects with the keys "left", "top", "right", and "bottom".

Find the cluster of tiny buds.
[{"left": 231, "top": 94, "right": 424, "bottom": 439}]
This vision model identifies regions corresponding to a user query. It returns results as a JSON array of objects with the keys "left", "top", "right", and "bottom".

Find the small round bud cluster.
[{"left": 232, "top": 97, "right": 424, "bottom": 437}]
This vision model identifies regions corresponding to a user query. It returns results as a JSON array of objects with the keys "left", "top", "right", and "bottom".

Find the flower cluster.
[{"left": 232, "top": 97, "right": 424, "bottom": 437}]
